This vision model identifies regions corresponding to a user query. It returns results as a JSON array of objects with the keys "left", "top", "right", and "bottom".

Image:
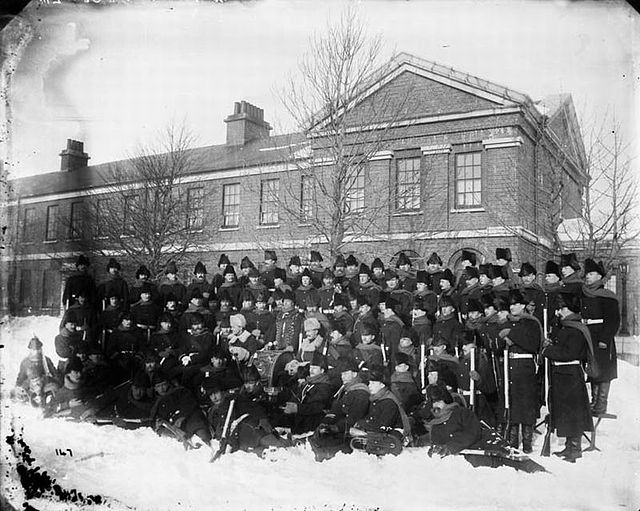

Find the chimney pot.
[
  {"left": 60, "top": 138, "right": 90, "bottom": 172},
  {"left": 224, "top": 100, "right": 272, "bottom": 146}
]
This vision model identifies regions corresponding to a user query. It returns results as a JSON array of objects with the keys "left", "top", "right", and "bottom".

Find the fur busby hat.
[
  {"left": 165, "top": 261, "right": 178, "bottom": 275},
  {"left": 305, "top": 294, "right": 321, "bottom": 308},
  {"left": 309, "top": 351, "right": 327, "bottom": 370},
  {"left": 76, "top": 254, "right": 90, "bottom": 267},
  {"left": 508, "top": 289, "right": 527, "bottom": 306},
  {"left": 489, "top": 265, "right": 507, "bottom": 280},
  {"left": 151, "top": 371, "right": 170, "bottom": 386},
  {"left": 218, "top": 253, "right": 231, "bottom": 267},
  {"left": 545, "top": 260, "right": 561, "bottom": 277},
  {"left": 240, "top": 289, "right": 255, "bottom": 303},
  {"left": 440, "top": 268, "right": 455, "bottom": 286},
  {"left": 200, "top": 378, "right": 223, "bottom": 395},
  {"left": 478, "top": 263, "right": 492, "bottom": 277},
  {"left": 243, "top": 364, "right": 262, "bottom": 383},
  {"left": 304, "top": 317, "right": 321, "bottom": 331},
  {"left": 494, "top": 295, "right": 510, "bottom": 312},
  {"left": 467, "top": 298, "right": 483, "bottom": 314},
  {"left": 140, "top": 283, "right": 154, "bottom": 296},
  {"left": 264, "top": 249, "right": 277, "bottom": 262},
  {"left": 431, "top": 333, "right": 448, "bottom": 347},
  {"left": 465, "top": 267, "right": 480, "bottom": 280},
  {"left": 223, "top": 264, "right": 236, "bottom": 277},
  {"left": 189, "top": 312, "right": 205, "bottom": 326},
  {"left": 107, "top": 258, "right": 121, "bottom": 271},
  {"left": 248, "top": 267, "right": 260, "bottom": 278},
  {"left": 158, "top": 312, "right": 174, "bottom": 325},
  {"left": 394, "top": 352, "right": 412, "bottom": 368},
  {"left": 301, "top": 268, "right": 312, "bottom": 278},
  {"left": 356, "top": 294, "right": 372, "bottom": 307},
  {"left": 462, "top": 330, "right": 477, "bottom": 346},
  {"left": 194, "top": 261, "right": 207, "bottom": 275},
  {"left": 520, "top": 262, "right": 537, "bottom": 277},
  {"left": 66, "top": 356, "right": 84, "bottom": 374},
  {"left": 28, "top": 336, "right": 43, "bottom": 350},
  {"left": 62, "top": 310, "right": 79, "bottom": 325},
  {"left": 396, "top": 252, "right": 412, "bottom": 268},
  {"left": 358, "top": 263, "right": 371, "bottom": 276},
  {"left": 361, "top": 323, "right": 377, "bottom": 336},
  {"left": 426, "top": 359, "right": 440, "bottom": 373},
  {"left": 332, "top": 293, "right": 349, "bottom": 308},
  {"left": 132, "top": 370, "right": 151, "bottom": 389},
  {"left": 461, "top": 250, "right": 477, "bottom": 266},
  {"left": 427, "top": 252, "right": 443, "bottom": 266},
  {"left": 416, "top": 270, "right": 428, "bottom": 284},
  {"left": 345, "top": 255, "right": 359, "bottom": 268},
  {"left": 136, "top": 265, "right": 151, "bottom": 278},
  {"left": 560, "top": 253, "right": 581, "bottom": 271},
  {"left": 383, "top": 294, "right": 401, "bottom": 312},
  {"left": 334, "top": 254, "right": 346, "bottom": 268},
  {"left": 384, "top": 269, "right": 398, "bottom": 281},
  {"left": 365, "top": 365, "right": 385, "bottom": 383},
  {"left": 282, "top": 289, "right": 296, "bottom": 302},
  {"left": 163, "top": 293, "right": 178, "bottom": 306},
  {"left": 274, "top": 267, "right": 287, "bottom": 281},
  {"left": 480, "top": 293, "right": 497, "bottom": 310},
  {"left": 335, "top": 357, "right": 358, "bottom": 374},
  {"left": 240, "top": 256, "right": 254, "bottom": 269},
  {"left": 217, "top": 289, "right": 231, "bottom": 304},
  {"left": 495, "top": 248, "right": 512, "bottom": 262},
  {"left": 255, "top": 291, "right": 268, "bottom": 303},
  {"left": 557, "top": 292, "right": 582, "bottom": 314},
  {"left": 322, "top": 267, "right": 335, "bottom": 280},
  {"left": 371, "top": 257, "right": 385, "bottom": 271},
  {"left": 584, "top": 258, "right": 606, "bottom": 277},
  {"left": 428, "top": 384, "right": 453, "bottom": 404},
  {"left": 439, "top": 294, "right": 456, "bottom": 310},
  {"left": 289, "top": 255, "right": 302, "bottom": 267},
  {"left": 310, "top": 250, "right": 323, "bottom": 263}
]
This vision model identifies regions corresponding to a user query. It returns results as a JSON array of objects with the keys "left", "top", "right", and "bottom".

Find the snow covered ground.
[{"left": 2, "top": 315, "right": 639, "bottom": 511}]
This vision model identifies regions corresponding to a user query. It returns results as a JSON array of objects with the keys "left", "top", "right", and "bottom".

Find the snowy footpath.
[{"left": 1, "top": 315, "right": 639, "bottom": 511}]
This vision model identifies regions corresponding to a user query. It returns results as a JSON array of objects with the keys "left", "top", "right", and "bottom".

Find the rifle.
[
  {"left": 541, "top": 357, "right": 552, "bottom": 457},
  {"left": 469, "top": 346, "right": 476, "bottom": 411},
  {"left": 380, "top": 331, "right": 388, "bottom": 366},
  {"left": 419, "top": 341, "right": 426, "bottom": 391},
  {"left": 503, "top": 347, "right": 510, "bottom": 433},
  {"left": 210, "top": 398, "right": 236, "bottom": 462}
]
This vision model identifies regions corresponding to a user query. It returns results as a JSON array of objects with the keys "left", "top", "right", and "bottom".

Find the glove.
[
  {"left": 469, "top": 370, "right": 480, "bottom": 382},
  {"left": 498, "top": 328, "right": 511, "bottom": 339},
  {"left": 598, "top": 342, "right": 607, "bottom": 349}
]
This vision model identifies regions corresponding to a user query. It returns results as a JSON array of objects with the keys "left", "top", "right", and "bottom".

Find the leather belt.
[
  {"left": 583, "top": 319, "right": 604, "bottom": 325},
  {"left": 136, "top": 324, "right": 156, "bottom": 330},
  {"left": 553, "top": 360, "right": 581, "bottom": 366},
  {"left": 508, "top": 353, "right": 534, "bottom": 359}
]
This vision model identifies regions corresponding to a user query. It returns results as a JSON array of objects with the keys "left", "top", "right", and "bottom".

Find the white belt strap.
[
  {"left": 553, "top": 360, "right": 581, "bottom": 366},
  {"left": 583, "top": 319, "right": 604, "bottom": 325},
  {"left": 508, "top": 353, "right": 534, "bottom": 359}
]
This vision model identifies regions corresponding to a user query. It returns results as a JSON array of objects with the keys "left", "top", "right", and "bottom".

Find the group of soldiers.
[{"left": 12, "top": 247, "right": 619, "bottom": 463}]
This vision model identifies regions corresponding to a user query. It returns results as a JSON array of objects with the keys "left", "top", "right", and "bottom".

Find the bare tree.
[
  {"left": 81, "top": 123, "right": 206, "bottom": 275},
  {"left": 271, "top": 8, "right": 429, "bottom": 257}
]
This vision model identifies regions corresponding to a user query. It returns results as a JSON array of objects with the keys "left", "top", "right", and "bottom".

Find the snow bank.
[{"left": 2, "top": 316, "right": 639, "bottom": 511}]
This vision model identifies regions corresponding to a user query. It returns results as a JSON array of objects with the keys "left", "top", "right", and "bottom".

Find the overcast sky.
[{"left": 6, "top": 0, "right": 639, "bottom": 178}]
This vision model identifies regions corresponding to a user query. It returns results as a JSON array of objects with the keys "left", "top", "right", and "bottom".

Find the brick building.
[{"left": 3, "top": 53, "right": 589, "bottom": 316}]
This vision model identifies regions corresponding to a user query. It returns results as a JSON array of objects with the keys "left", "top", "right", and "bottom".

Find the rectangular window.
[
  {"left": 396, "top": 157, "right": 421, "bottom": 210},
  {"left": 222, "top": 183, "right": 240, "bottom": 228},
  {"left": 345, "top": 168, "right": 365, "bottom": 212},
  {"left": 259, "top": 179, "right": 279, "bottom": 225},
  {"left": 300, "top": 175, "right": 314, "bottom": 222},
  {"left": 95, "top": 198, "right": 110, "bottom": 238},
  {"left": 455, "top": 152, "right": 482, "bottom": 208},
  {"left": 187, "top": 187, "right": 204, "bottom": 230},
  {"left": 22, "top": 208, "right": 36, "bottom": 242},
  {"left": 45, "top": 205, "right": 59, "bottom": 241},
  {"left": 123, "top": 194, "right": 139, "bottom": 235},
  {"left": 69, "top": 201, "right": 84, "bottom": 239},
  {"left": 42, "top": 270, "right": 60, "bottom": 309},
  {"left": 20, "top": 269, "right": 32, "bottom": 306}
]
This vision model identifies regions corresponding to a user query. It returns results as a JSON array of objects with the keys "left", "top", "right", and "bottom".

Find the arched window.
[
  {"left": 390, "top": 249, "right": 423, "bottom": 269},
  {"left": 447, "top": 248, "right": 485, "bottom": 272}
]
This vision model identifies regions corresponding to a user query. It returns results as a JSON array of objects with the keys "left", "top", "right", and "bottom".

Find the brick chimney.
[
  {"left": 224, "top": 101, "right": 272, "bottom": 146},
  {"left": 59, "top": 139, "right": 89, "bottom": 171}
]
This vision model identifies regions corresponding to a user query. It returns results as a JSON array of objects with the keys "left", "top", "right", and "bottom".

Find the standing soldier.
[
  {"left": 495, "top": 248, "right": 519, "bottom": 286},
  {"left": 371, "top": 257, "right": 386, "bottom": 289},
  {"left": 187, "top": 261, "right": 214, "bottom": 310},
  {"left": 317, "top": 268, "right": 336, "bottom": 310},
  {"left": 544, "top": 260, "right": 563, "bottom": 332},
  {"left": 384, "top": 269, "right": 413, "bottom": 326},
  {"left": 425, "top": 252, "right": 445, "bottom": 294},
  {"left": 478, "top": 264, "right": 494, "bottom": 299},
  {"left": 498, "top": 290, "right": 542, "bottom": 453},
  {"left": 458, "top": 266, "right": 482, "bottom": 318},
  {"left": 261, "top": 249, "right": 279, "bottom": 290},
  {"left": 218, "top": 265, "right": 242, "bottom": 310},
  {"left": 520, "top": 262, "right": 545, "bottom": 325},
  {"left": 489, "top": 264, "right": 511, "bottom": 302},
  {"left": 581, "top": 258, "right": 620, "bottom": 416},
  {"left": 332, "top": 254, "right": 347, "bottom": 288},
  {"left": 97, "top": 258, "right": 129, "bottom": 311},
  {"left": 357, "top": 263, "right": 381, "bottom": 310},
  {"left": 212, "top": 254, "right": 231, "bottom": 296},
  {"left": 438, "top": 268, "right": 459, "bottom": 312},
  {"left": 238, "top": 256, "right": 255, "bottom": 288},
  {"left": 158, "top": 261, "right": 187, "bottom": 312},
  {"left": 379, "top": 295, "right": 408, "bottom": 369},
  {"left": 309, "top": 251, "right": 325, "bottom": 289},
  {"left": 455, "top": 249, "right": 477, "bottom": 292},
  {"left": 62, "top": 255, "right": 96, "bottom": 310},
  {"left": 560, "top": 253, "right": 583, "bottom": 297},
  {"left": 130, "top": 265, "right": 158, "bottom": 306},
  {"left": 396, "top": 252, "right": 417, "bottom": 293},
  {"left": 286, "top": 255, "right": 302, "bottom": 291},
  {"left": 274, "top": 290, "right": 304, "bottom": 352},
  {"left": 542, "top": 292, "right": 594, "bottom": 463}
]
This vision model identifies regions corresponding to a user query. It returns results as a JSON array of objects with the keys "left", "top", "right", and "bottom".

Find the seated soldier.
[
  {"left": 130, "top": 284, "right": 161, "bottom": 343},
  {"left": 83, "top": 342, "right": 112, "bottom": 393},
  {"left": 421, "top": 385, "right": 482, "bottom": 457},
  {"left": 149, "top": 313, "right": 180, "bottom": 355},
  {"left": 252, "top": 291, "right": 276, "bottom": 346},
  {"left": 238, "top": 290, "right": 258, "bottom": 335},
  {"left": 193, "top": 345, "right": 243, "bottom": 398},
  {"left": 354, "top": 324, "right": 384, "bottom": 371},
  {"left": 325, "top": 323, "right": 355, "bottom": 385},
  {"left": 107, "top": 313, "right": 144, "bottom": 384},
  {"left": 156, "top": 336, "right": 183, "bottom": 385},
  {"left": 151, "top": 371, "right": 212, "bottom": 448},
  {"left": 227, "top": 313, "right": 260, "bottom": 360},
  {"left": 99, "top": 293, "right": 124, "bottom": 349},
  {"left": 303, "top": 294, "right": 333, "bottom": 335},
  {"left": 180, "top": 313, "right": 214, "bottom": 370},
  {"left": 310, "top": 357, "right": 370, "bottom": 460},
  {"left": 432, "top": 295, "right": 464, "bottom": 356},
  {"left": 390, "top": 352, "right": 422, "bottom": 414},
  {"left": 44, "top": 356, "right": 91, "bottom": 418},
  {"left": 55, "top": 311, "right": 84, "bottom": 374},
  {"left": 60, "top": 290, "right": 95, "bottom": 342},
  {"left": 331, "top": 294, "right": 354, "bottom": 344},
  {"left": 15, "top": 336, "right": 59, "bottom": 391},
  {"left": 299, "top": 317, "right": 327, "bottom": 362},
  {"left": 180, "top": 288, "right": 215, "bottom": 338},
  {"left": 429, "top": 335, "right": 461, "bottom": 392},
  {"left": 278, "top": 352, "right": 335, "bottom": 435}
]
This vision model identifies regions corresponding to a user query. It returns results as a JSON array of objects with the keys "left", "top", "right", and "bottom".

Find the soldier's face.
[
  {"left": 305, "top": 328, "right": 319, "bottom": 339},
  {"left": 441, "top": 305, "right": 454, "bottom": 316},
  {"left": 283, "top": 298, "right": 294, "bottom": 311},
  {"left": 465, "top": 278, "right": 478, "bottom": 288},
  {"left": 68, "top": 370, "right": 82, "bottom": 384},
  {"left": 468, "top": 311, "right": 482, "bottom": 320},
  {"left": 301, "top": 276, "right": 311, "bottom": 286},
  {"left": 131, "top": 385, "right": 146, "bottom": 400},
  {"left": 361, "top": 334, "right": 375, "bottom": 344},
  {"left": 386, "top": 278, "right": 398, "bottom": 289},
  {"left": 479, "top": 275, "right": 490, "bottom": 286},
  {"left": 249, "top": 277, "right": 259, "bottom": 285},
  {"left": 368, "top": 380, "right": 385, "bottom": 394},
  {"left": 141, "top": 292, "right": 151, "bottom": 302},
  {"left": 341, "top": 370, "right": 356, "bottom": 385},
  {"left": 167, "top": 273, "right": 176, "bottom": 281},
  {"left": 545, "top": 273, "right": 560, "bottom": 284},
  {"left": 522, "top": 274, "right": 536, "bottom": 285},
  {"left": 509, "top": 303, "right": 525, "bottom": 316},
  {"left": 309, "top": 365, "right": 323, "bottom": 377},
  {"left": 492, "top": 277, "right": 504, "bottom": 286},
  {"left": 211, "top": 356, "right": 225, "bottom": 369},
  {"left": 154, "top": 381, "right": 170, "bottom": 395},
  {"left": 427, "top": 263, "right": 440, "bottom": 272},
  {"left": 209, "top": 391, "right": 225, "bottom": 407},
  {"left": 372, "top": 267, "right": 383, "bottom": 277},
  {"left": 122, "top": 319, "right": 132, "bottom": 328},
  {"left": 195, "top": 273, "right": 205, "bottom": 280},
  {"left": 78, "top": 296, "right": 86, "bottom": 304},
  {"left": 225, "top": 273, "right": 235, "bottom": 282},
  {"left": 440, "top": 280, "right": 451, "bottom": 291},
  {"left": 290, "top": 265, "right": 300, "bottom": 274},
  {"left": 462, "top": 343, "right": 474, "bottom": 356},
  {"left": 359, "top": 274, "right": 369, "bottom": 285},
  {"left": 585, "top": 271, "right": 602, "bottom": 285},
  {"left": 484, "top": 306, "right": 496, "bottom": 317},
  {"left": 256, "top": 301, "right": 266, "bottom": 310},
  {"left": 109, "top": 297, "right": 119, "bottom": 306},
  {"left": 399, "top": 264, "right": 410, "bottom": 272},
  {"left": 561, "top": 266, "right": 574, "bottom": 278},
  {"left": 428, "top": 371, "right": 438, "bottom": 385},
  {"left": 65, "top": 322, "right": 77, "bottom": 332},
  {"left": 431, "top": 400, "right": 446, "bottom": 416}
]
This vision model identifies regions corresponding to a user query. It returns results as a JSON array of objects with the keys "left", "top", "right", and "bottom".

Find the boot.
[
  {"left": 553, "top": 438, "right": 571, "bottom": 458},
  {"left": 522, "top": 424, "right": 534, "bottom": 454},
  {"left": 589, "top": 382, "right": 599, "bottom": 414},
  {"left": 592, "top": 381, "right": 610, "bottom": 416},
  {"left": 508, "top": 425, "right": 520, "bottom": 449},
  {"left": 560, "top": 436, "right": 582, "bottom": 463}
]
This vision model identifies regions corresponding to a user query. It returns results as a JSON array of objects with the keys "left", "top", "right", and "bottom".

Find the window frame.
[
  {"left": 22, "top": 207, "right": 36, "bottom": 242},
  {"left": 45, "top": 205, "right": 59, "bottom": 242},
  {"left": 395, "top": 156, "right": 422, "bottom": 211},
  {"left": 454, "top": 151, "right": 482, "bottom": 209},
  {"left": 259, "top": 178, "right": 280, "bottom": 226},
  {"left": 222, "top": 183, "right": 240, "bottom": 228},
  {"left": 345, "top": 167, "right": 365, "bottom": 213},
  {"left": 300, "top": 174, "right": 315, "bottom": 223},
  {"left": 186, "top": 186, "right": 204, "bottom": 231}
]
